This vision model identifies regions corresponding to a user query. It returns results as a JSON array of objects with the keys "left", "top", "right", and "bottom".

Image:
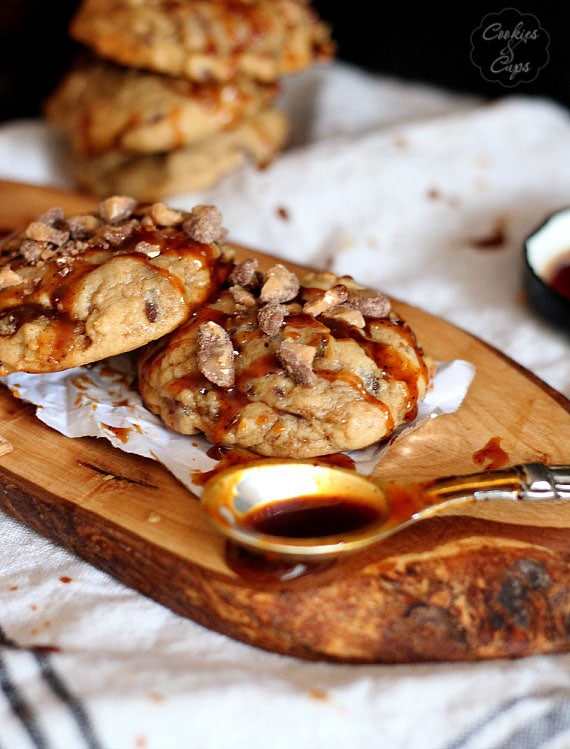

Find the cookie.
[
  {"left": 0, "top": 198, "right": 233, "bottom": 374},
  {"left": 69, "top": 0, "right": 334, "bottom": 83},
  {"left": 69, "top": 108, "right": 289, "bottom": 200},
  {"left": 137, "top": 260, "right": 433, "bottom": 458},
  {"left": 44, "top": 56, "right": 280, "bottom": 156}
]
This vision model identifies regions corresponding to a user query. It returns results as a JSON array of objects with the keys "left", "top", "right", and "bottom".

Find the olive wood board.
[{"left": 0, "top": 179, "right": 569, "bottom": 664}]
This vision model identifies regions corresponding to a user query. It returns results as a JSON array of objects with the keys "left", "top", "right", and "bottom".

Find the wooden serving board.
[{"left": 0, "top": 179, "right": 569, "bottom": 664}]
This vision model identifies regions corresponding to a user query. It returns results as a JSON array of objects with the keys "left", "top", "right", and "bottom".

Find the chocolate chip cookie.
[
  {"left": 0, "top": 198, "right": 233, "bottom": 374},
  {"left": 70, "top": 0, "right": 334, "bottom": 83},
  {"left": 69, "top": 108, "right": 289, "bottom": 200},
  {"left": 137, "top": 260, "right": 432, "bottom": 457},
  {"left": 45, "top": 56, "right": 280, "bottom": 156}
]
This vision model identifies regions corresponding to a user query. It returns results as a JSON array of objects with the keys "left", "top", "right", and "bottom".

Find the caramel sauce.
[
  {"left": 242, "top": 496, "right": 385, "bottom": 538},
  {"left": 191, "top": 446, "right": 260, "bottom": 487},
  {"left": 547, "top": 252, "right": 570, "bottom": 301},
  {"left": 102, "top": 424, "right": 131, "bottom": 444},
  {"left": 238, "top": 352, "right": 282, "bottom": 381},
  {"left": 318, "top": 369, "right": 393, "bottom": 424},
  {"left": 313, "top": 453, "right": 356, "bottom": 471},
  {"left": 472, "top": 437, "right": 509, "bottom": 470},
  {"left": 31, "top": 645, "right": 62, "bottom": 654},
  {"left": 379, "top": 483, "right": 437, "bottom": 527}
]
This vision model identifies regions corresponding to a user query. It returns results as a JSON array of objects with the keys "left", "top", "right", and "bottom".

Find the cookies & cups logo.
[{"left": 470, "top": 8, "right": 549, "bottom": 87}]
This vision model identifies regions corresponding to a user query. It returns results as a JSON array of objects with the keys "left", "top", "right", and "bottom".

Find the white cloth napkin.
[{"left": 0, "top": 61, "right": 569, "bottom": 749}]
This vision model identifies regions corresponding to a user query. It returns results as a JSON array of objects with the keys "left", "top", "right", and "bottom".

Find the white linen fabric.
[{"left": 0, "top": 61, "right": 569, "bottom": 749}]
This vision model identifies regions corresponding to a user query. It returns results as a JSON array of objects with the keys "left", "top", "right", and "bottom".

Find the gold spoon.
[{"left": 200, "top": 461, "right": 570, "bottom": 560}]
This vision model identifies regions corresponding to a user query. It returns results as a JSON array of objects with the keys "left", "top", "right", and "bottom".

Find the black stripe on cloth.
[
  {"left": 0, "top": 650, "right": 49, "bottom": 749},
  {"left": 32, "top": 650, "right": 104, "bottom": 749},
  {"left": 494, "top": 699, "right": 570, "bottom": 748},
  {"left": 0, "top": 623, "right": 104, "bottom": 749},
  {"left": 443, "top": 687, "right": 570, "bottom": 749}
]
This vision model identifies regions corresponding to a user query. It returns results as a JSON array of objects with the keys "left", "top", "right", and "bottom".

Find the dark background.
[
  {"left": 312, "top": 1, "right": 569, "bottom": 109},
  {"left": 0, "top": 0, "right": 568, "bottom": 123}
]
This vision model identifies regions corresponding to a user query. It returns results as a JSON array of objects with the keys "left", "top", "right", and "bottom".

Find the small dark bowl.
[{"left": 523, "top": 209, "right": 570, "bottom": 332}]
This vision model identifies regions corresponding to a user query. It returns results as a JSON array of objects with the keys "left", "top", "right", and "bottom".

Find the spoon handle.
[
  {"left": 429, "top": 463, "right": 570, "bottom": 504},
  {"left": 513, "top": 463, "right": 570, "bottom": 500}
]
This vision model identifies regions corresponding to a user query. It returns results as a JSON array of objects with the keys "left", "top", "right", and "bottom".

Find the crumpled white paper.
[{"left": 0, "top": 356, "right": 474, "bottom": 493}]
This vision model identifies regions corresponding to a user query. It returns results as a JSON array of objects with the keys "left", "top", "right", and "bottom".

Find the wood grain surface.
[{"left": 0, "top": 179, "right": 569, "bottom": 663}]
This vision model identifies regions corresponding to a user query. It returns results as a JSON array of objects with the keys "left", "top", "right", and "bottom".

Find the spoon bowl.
[
  {"left": 201, "top": 460, "right": 392, "bottom": 559},
  {"left": 200, "top": 461, "right": 570, "bottom": 561}
]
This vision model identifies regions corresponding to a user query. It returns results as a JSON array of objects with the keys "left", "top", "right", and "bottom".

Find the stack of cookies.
[{"left": 45, "top": 0, "right": 334, "bottom": 201}]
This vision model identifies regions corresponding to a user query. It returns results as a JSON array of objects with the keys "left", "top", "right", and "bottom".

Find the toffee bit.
[
  {"left": 346, "top": 289, "right": 391, "bottom": 317},
  {"left": 0, "top": 313, "right": 17, "bottom": 336},
  {"left": 284, "top": 301, "right": 303, "bottom": 315},
  {"left": 300, "top": 270, "right": 339, "bottom": 290},
  {"left": 40, "top": 246, "right": 56, "bottom": 261},
  {"left": 150, "top": 202, "right": 183, "bottom": 227},
  {"left": 145, "top": 298, "right": 159, "bottom": 322},
  {"left": 229, "top": 284, "right": 257, "bottom": 307},
  {"left": 66, "top": 213, "right": 100, "bottom": 239},
  {"left": 336, "top": 274, "right": 362, "bottom": 290},
  {"left": 0, "top": 267, "right": 23, "bottom": 290},
  {"left": 228, "top": 257, "right": 260, "bottom": 289},
  {"left": 277, "top": 340, "right": 316, "bottom": 386},
  {"left": 140, "top": 214, "right": 156, "bottom": 230},
  {"left": 258, "top": 302, "right": 285, "bottom": 336},
  {"left": 183, "top": 205, "right": 227, "bottom": 244},
  {"left": 302, "top": 284, "right": 348, "bottom": 317},
  {"left": 99, "top": 195, "right": 137, "bottom": 224},
  {"left": 36, "top": 207, "right": 65, "bottom": 226},
  {"left": 25, "top": 221, "right": 69, "bottom": 247},
  {"left": 260, "top": 264, "right": 300, "bottom": 304},
  {"left": 321, "top": 304, "right": 365, "bottom": 328},
  {"left": 20, "top": 239, "right": 44, "bottom": 263},
  {"left": 101, "top": 219, "right": 138, "bottom": 247},
  {"left": 197, "top": 321, "right": 235, "bottom": 388}
]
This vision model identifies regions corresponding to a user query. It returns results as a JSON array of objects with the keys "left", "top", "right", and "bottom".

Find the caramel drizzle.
[{"left": 0, "top": 226, "right": 227, "bottom": 341}]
